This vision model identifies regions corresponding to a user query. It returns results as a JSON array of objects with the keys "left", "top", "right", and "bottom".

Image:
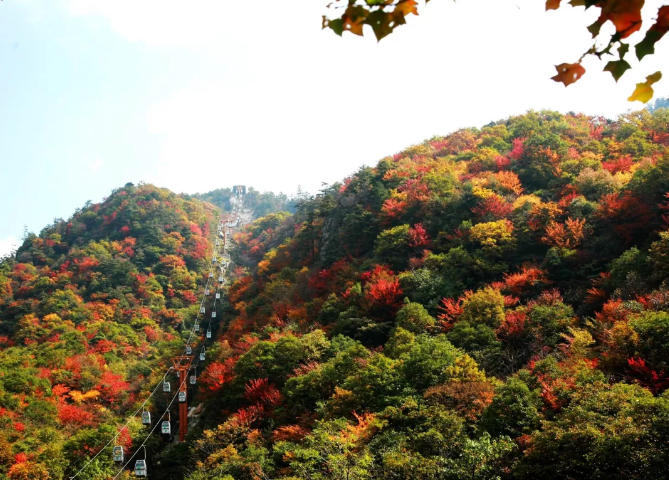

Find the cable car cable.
[
  {"left": 111, "top": 376, "right": 184, "bottom": 479},
  {"left": 68, "top": 368, "right": 173, "bottom": 479},
  {"left": 70, "top": 209, "right": 238, "bottom": 479},
  {"left": 113, "top": 351, "right": 209, "bottom": 479},
  {"left": 69, "top": 225, "right": 226, "bottom": 479}
]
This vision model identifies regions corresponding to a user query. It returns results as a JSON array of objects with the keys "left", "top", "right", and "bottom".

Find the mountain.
[
  {"left": 192, "top": 187, "right": 296, "bottom": 220},
  {"left": 0, "top": 183, "right": 220, "bottom": 478},
  {"left": 648, "top": 96, "right": 669, "bottom": 113},
  {"left": 2, "top": 106, "right": 669, "bottom": 479},
  {"left": 188, "top": 108, "right": 669, "bottom": 479}
]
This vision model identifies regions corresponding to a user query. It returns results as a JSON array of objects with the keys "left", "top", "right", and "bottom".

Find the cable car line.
[
  {"left": 68, "top": 217, "right": 231, "bottom": 479},
  {"left": 68, "top": 368, "right": 172, "bottom": 479},
  {"left": 113, "top": 337, "right": 209, "bottom": 478},
  {"left": 70, "top": 308, "right": 204, "bottom": 479},
  {"left": 69, "top": 187, "right": 246, "bottom": 478},
  {"left": 112, "top": 375, "right": 185, "bottom": 479}
]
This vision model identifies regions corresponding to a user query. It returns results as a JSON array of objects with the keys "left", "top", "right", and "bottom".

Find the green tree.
[{"left": 395, "top": 299, "right": 435, "bottom": 334}]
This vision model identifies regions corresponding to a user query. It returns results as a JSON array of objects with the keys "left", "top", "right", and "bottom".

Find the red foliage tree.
[
  {"left": 602, "top": 155, "right": 633, "bottom": 174},
  {"left": 495, "top": 155, "right": 511, "bottom": 171},
  {"left": 97, "top": 370, "right": 130, "bottom": 403},
  {"left": 586, "top": 272, "right": 611, "bottom": 304},
  {"left": 272, "top": 424, "right": 311, "bottom": 442},
  {"left": 503, "top": 266, "right": 550, "bottom": 296},
  {"left": 231, "top": 404, "right": 264, "bottom": 427},
  {"left": 365, "top": 277, "right": 403, "bottom": 312},
  {"left": 202, "top": 357, "right": 237, "bottom": 392},
  {"left": 597, "top": 192, "right": 652, "bottom": 244},
  {"left": 429, "top": 139, "right": 449, "bottom": 152},
  {"left": 437, "top": 297, "right": 465, "bottom": 330},
  {"left": 57, "top": 403, "right": 95, "bottom": 427},
  {"left": 399, "top": 179, "right": 430, "bottom": 204},
  {"left": 471, "top": 194, "right": 513, "bottom": 220},
  {"left": 244, "top": 378, "right": 283, "bottom": 408},
  {"left": 91, "top": 339, "right": 116, "bottom": 354},
  {"left": 408, "top": 223, "right": 429, "bottom": 247},
  {"left": 381, "top": 198, "right": 408, "bottom": 220},
  {"left": 509, "top": 138, "right": 525, "bottom": 160},
  {"left": 541, "top": 217, "right": 586, "bottom": 249},
  {"left": 496, "top": 310, "right": 528, "bottom": 341},
  {"left": 589, "top": 122, "right": 604, "bottom": 140},
  {"left": 595, "top": 298, "right": 630, "bottom": 326},
  {"left": 627, "top": 357, "right": 669, "bottom": 394}
]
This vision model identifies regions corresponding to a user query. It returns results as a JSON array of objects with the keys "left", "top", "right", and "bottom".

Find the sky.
[{"left": 0, "top": 0, "right": 668, "bottom": 256}]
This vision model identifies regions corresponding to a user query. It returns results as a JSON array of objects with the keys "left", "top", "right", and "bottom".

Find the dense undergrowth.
[{"left": 190, "top": 108, "right": 669, "bottom": 480}]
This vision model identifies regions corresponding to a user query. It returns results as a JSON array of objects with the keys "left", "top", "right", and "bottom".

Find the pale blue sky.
[{"left": 1, "top": 0, "right": 667, "bottom": 255}]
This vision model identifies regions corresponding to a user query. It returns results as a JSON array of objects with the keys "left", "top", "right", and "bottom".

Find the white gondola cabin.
[
  {"left": 186, "top": 345, "right": 192, "bottom": 355},
  {"left": 112, "top": 446, "right": 124, "bottom": 463},
  {"left": 200, "top": 347, "right": 206, "bottom": 361},
  {"left": 135, "top": 459, "right": 147, "bottom": 476},
  {"left": 212, "top": 311, "right": 216, "bottom": 318},
  {"left": 200, "top": 306, "right": 206, "bottom": 314},
  {"left": 190, "top": 373, "right": 196, "bottom": 385},
  {"left": 163, "top": 380, "right": 171, "bottom": 393},
  {"left": 141, "top": 411, "right": 151, "bottom": 425},
  {"left": 194, "top": 322, "right": 200, "bottom": 332},
  {"left": 206, "top": 326, "right": 212, "bottom": 339},
  {"left": 215, "top": 292, "right": 221, "bottom": 299},
  {"left": 218, "top": 276, "right": 224, "bottom": 282},
  {"left": 208, "top": 272, "right": 213, "bottom": 278},
  {"left": 161, "top": 420, "right": 171, "bottom": 435},
  {"left": 205, "top": 288, "right": 210, "bottom": 295},
  {"left": 179, "top": 391, "right": 187, "bottom": 403}
]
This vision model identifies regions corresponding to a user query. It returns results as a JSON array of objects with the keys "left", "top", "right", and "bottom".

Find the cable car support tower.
[{"left": 172, "top": 355, "right": 194, "bottom": 442}]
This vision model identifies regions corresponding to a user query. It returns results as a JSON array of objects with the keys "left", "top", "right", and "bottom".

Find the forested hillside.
[
  {"left": 189, "top": 108, "right": 669, "bottom": 479},
  {"left": 2, "top": 107, "right": 669, "bottom": 480},
  {"left": 0, "top": 183, "right": 219, "bottom": 478},
  {"left": 193, "top": 187, "right": 295, "bottom": 220}
]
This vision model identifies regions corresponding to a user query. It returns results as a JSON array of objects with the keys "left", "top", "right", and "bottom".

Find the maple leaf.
[
  {"left": 588, "top": 0, "right": 644, "bottom": 39},
  {"left": 552, "top": 63, "right": 586, "bottom": 86},
  {"left": 628, "top": 71, "right": 662, "bottom": 103},
  {"left": 323, "top": 0, "right": 419, "bottom": 41},
  {"left": 604, "top": 42, "right": 631, "bottom": 82},
  {"left": 604, "top": 59, "right": 631, "bottom": 81},
  {"left": 636, "top": 6, "right": 669, "bottom": 60},
  {"left": 366, "top": 10, "right": 394, "bottom": 40},
  {"left": 395, "top": 0, "right": 419, "bottom": 16},
  {"left": 344, "top": 5, "right": 368, "bottom": 36},
  {"left": 546, "top": 0, "right": 562, "bottom": 10},
  {"left": 323, "top": 6, "right": 367, "bottom": 37}
]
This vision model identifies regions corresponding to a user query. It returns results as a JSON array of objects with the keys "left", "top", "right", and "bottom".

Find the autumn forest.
[{"left": 3, "top": 106, "right": 669, "bottom": 479}]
